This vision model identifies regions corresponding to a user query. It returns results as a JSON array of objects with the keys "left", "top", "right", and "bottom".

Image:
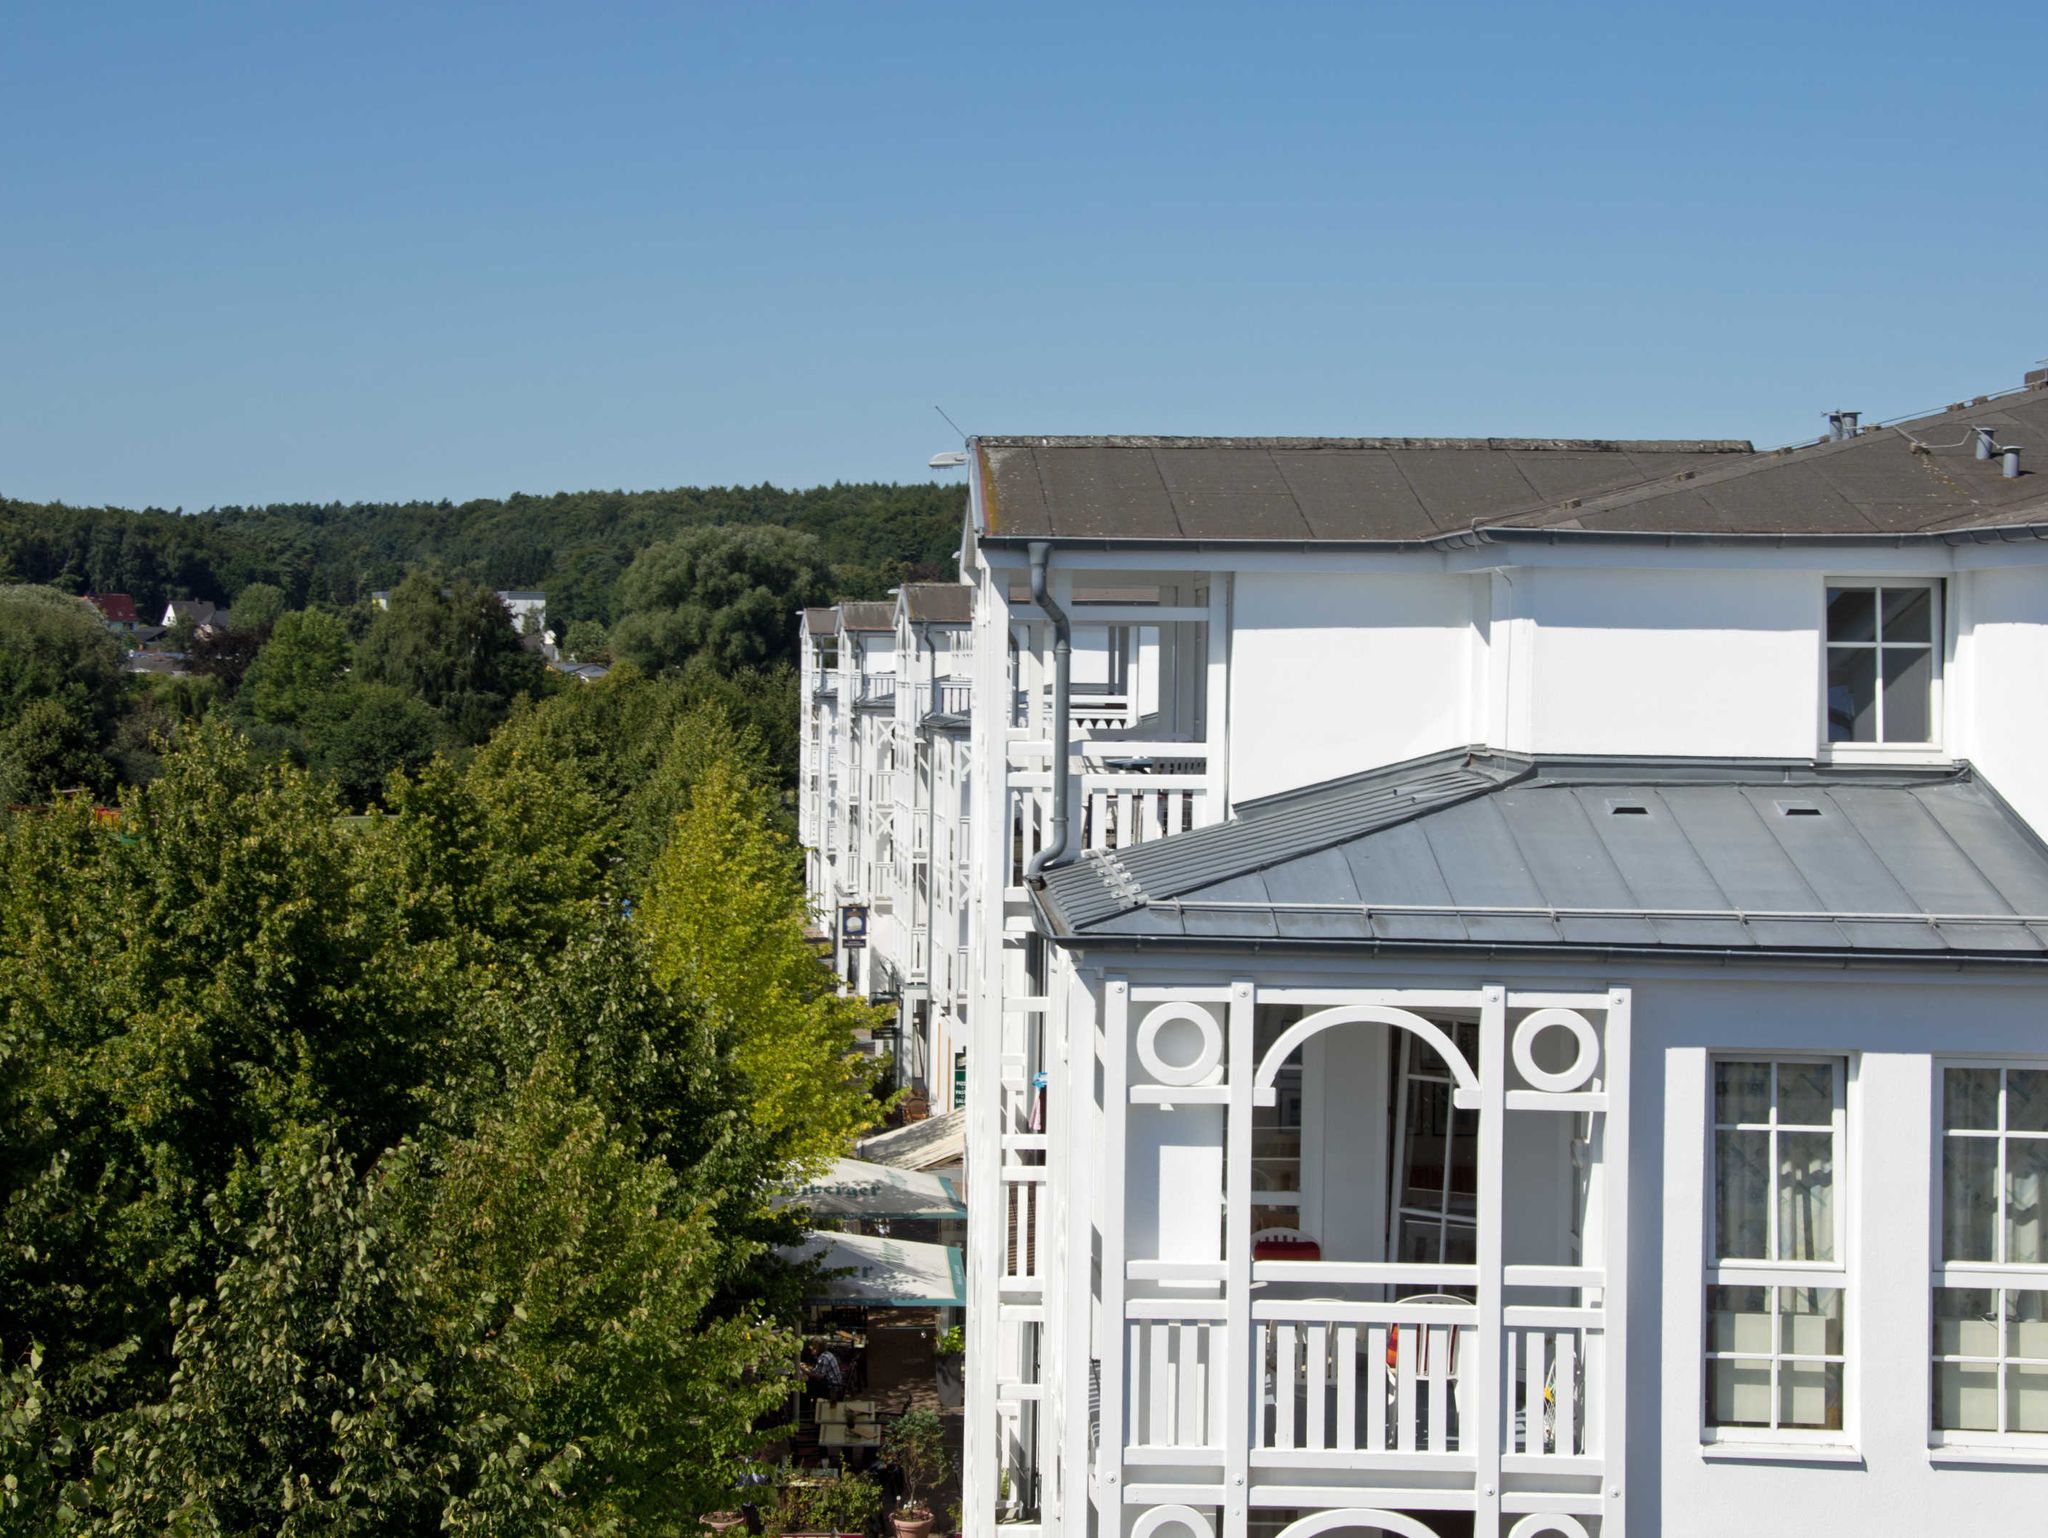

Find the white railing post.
[
  {"left": 1222, "top": 978, "right": 1255, "bottom": 1530},
  {"left": 1474, "top": 984, "right": 1506, "bottom": 1533},
  {"left": 1099, "top": 977, "right": 1128, "bottom": 1511},
  {"left": 1203, "top": 577, "right": 1230, "bottom": 821},
  {"left": 1602, "top": 987, "right": 1632, "bottom": 1535}
]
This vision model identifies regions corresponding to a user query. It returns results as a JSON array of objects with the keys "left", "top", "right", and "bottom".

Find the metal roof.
[
  {"left": 901, "top": 583, "right": 973, "bottom": 624},
  {"left": 803, "top": 606, "right": 837, "bottom": 636},
  {"left": 1035, "top": 750, "right": 2048, "bottom": 964},
  {"left": 973, "top": 384, "right": 2048, "bottom": 546}
]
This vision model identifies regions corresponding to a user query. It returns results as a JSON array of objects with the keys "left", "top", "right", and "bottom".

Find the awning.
[
  {"left": 856, "top": 1107, "right": 966, "bottom": 1174},
  {"left": 781, "top": 1229, "right": 966, "bottom": 1308},
  {"left": 785, "top": 1157, "right": 964, "bottom": 1220}
]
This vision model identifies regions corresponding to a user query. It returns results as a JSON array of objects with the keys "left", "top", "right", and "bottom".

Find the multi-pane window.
[
  {"left": 1389, "top": 1024, "right": 1480, "bottom": 1266},
  {"left": 1933, "top": 1064, "right": 2048, "bottom": 1439},
  {"left": 1824, "top": 582, "right": 1939, "bottom": 745},
  {"left": 1249, "top": 1014, "right": 1306, "bottom": 1237},
  {"left": 1704, "top": 1058, "right": 1848, "bottom": 1437}
]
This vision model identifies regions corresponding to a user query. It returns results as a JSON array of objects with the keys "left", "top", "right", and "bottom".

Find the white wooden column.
[
  {"left": 1602, "top": 987, "right": 1632, "bottom": 1537},
  {"left": 1221, "top": 978, "right": 1255, "bottom": 1535},
  {"left": 1058, "top": 974, "right": 1096, "bottom": 1538},
  {"left": 962, "top": 569, "right": 1014, "bottom": 1532},
  {"left": 1203, "top": 574, "right": 1231, "bottom": 821},
  {"left": 1098, "top": 976, "right": 1129, "bottom": 1518},
  {"left": 1474, "top": 985, "right": 1506, "bottom": 1535}
]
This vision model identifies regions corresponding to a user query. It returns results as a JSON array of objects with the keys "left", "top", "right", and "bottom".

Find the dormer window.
[{"left": 1825, "top": 581, "right": 1939, "bottom": 746}]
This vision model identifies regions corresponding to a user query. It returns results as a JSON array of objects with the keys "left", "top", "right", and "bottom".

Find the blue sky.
[{"left": 4, "top": 1, "right": 2043, "bottom": 510}]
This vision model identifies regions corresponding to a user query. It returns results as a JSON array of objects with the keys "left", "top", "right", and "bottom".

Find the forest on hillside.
[
  {"left": 0, "top": 478, "right": 965, "bottom": 809},
  {"left": 0, "top": 481, "right": 966, "bottom": 625}
]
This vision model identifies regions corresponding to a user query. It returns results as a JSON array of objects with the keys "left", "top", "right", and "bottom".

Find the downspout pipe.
[
  {"left": 918, "top": 619, "right": 941, "bottom": 974},
  {"left": 1025, "top": 541, "right": 1072, "bottom": 877}
]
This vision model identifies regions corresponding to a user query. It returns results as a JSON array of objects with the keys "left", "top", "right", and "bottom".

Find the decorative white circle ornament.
[
  {"left": 1130, "top": 1505, "right": 1215, "bottom": 1538},
  {"left": 1506, "top": 1515, "right": 1591, "bottom": 1538},
  {"left": 1135, "top": 1002, "right": 1224, "bottom": 1086},
  {"left": 1511, "top": 1007, "right": 1600, "bottom": 1093}
]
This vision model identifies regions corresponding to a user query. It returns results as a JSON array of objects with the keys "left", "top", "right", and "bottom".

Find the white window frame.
[
  {"left": 1702, "top": 1053, "right": 1853, "bottom": 1447},
  {"left": 1930, "top": 1058, "right": 2048, "bottom": 1449},
  {"left": 1819, "top": 577, "right": 1945, "bottom": 759}
]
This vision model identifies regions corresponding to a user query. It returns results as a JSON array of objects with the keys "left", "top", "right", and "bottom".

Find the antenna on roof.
[{"left": 934, "top": 404, "right": 968, "bottom": 446}]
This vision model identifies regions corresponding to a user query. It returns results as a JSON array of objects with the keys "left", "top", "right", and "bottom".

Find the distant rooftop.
[
  {"left": 836, "top": 601, "right": 896, "bottom": 633},
  {"left": 901, "top": 583, "right": 972, "bottom": 624},
  {"left": 974, "top": 380, "right": 2048, "bottom": 545}
]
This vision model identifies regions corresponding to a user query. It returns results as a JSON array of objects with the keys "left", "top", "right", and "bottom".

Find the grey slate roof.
[
  {"left": 836, "top": 601, "right": 896, "bottom": 633},
  {"left": 974, "top": 383, "right": 2048, "bottom": 545},
  {"left": 901, "top": 583, "right": 973, "bottom": 624},
  {"left": 803, "top": 606, "right": 837, "bottom": 636},
  {"left": 976, "top": 436, "right": 1751, "bottom": 543},
  {"left": 1035, "top": 750, "right": 2048, "bottom": 964}
]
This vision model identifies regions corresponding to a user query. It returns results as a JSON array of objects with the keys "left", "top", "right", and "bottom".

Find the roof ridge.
[{"left": 975, "top": 434, "right": 1753, "bottom": 453}]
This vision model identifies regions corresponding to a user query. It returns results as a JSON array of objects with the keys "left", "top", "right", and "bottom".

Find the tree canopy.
[
  {"left": 0, "top": 691, "right": 884, "bottom": 1533},
  {"left": 0, "top": 480, "right": 963, "bottom": 625},
  {"left": 611, "top": 525, "right": 834, "bottom": 676}
]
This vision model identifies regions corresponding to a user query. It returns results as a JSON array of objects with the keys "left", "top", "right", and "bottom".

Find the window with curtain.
[
  {"left": 1703, "top": 1057, "right": 1849, "bottom": 1438},
  {"left": 1933, "top": 1064, "right": 2048, "bottom": 1440}
]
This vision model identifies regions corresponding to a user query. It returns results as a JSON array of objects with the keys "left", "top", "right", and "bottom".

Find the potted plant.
[
  {"left": 775, "top": 1470, "right": 882, "bottom": 1537},
  {"left": 932, "top": 1324, "right": 964, "bottom": 1410},
  {"left": 882, "top": 1408, "right": 951, "bottom": 1538}
]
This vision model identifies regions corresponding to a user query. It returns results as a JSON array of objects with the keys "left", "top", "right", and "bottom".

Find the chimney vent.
[
  {"left": 1825, "top": 410, "right": 1861, "bottom": 440},
  {"left": 1976, "top": 427, "right": 1998, "bottom": 460},
  {"left": 2004, "top": 447, "right": 2024, "bottom": 479}
]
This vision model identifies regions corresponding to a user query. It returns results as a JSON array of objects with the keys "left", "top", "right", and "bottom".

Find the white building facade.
[{"left": 801, "top": 380, "right": 2048, "bottom": 1537}]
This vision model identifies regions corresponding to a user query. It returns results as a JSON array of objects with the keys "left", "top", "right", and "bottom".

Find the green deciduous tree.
[
  {"left": 561, "top": 617, "right": 608, "bottom": 662},
  {"left": 611, "top": 525, "right": 832, "bottom": 676},
  {"left": 358, "top": 575, "right": 544, "bottom": 743},
  {"left": 228, "top": 581, "right": 286, "bottom": 634},
  {"left": 0, "top": 698, "right": 114, "bottom": 805},
  {"left": 0, "top": 585, "right": 124, "bottom": 741},
  {"left": 244, "top": 607, "right": 354, "bottom": 725},
  {"left": 642, "top": 759, "right": 884, "bottom": 1178}
]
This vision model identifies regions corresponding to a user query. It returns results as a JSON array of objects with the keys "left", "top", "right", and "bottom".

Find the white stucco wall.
[
  {"left": 1520, "top": 565, "right": 1820, "bottom": 759},
  {"left": 1228, "top": 570, "right": 1480, "bottom": 806},
  {"left": 1956, "top": 564, "right": 2048, "bottom": 835},
  {"left": 1638, "top": 969, "right": 2048, "bottom": 1537}
]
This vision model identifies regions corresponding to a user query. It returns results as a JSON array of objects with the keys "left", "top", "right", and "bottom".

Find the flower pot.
[{"left": 890, "top": 1509, "right": 936, "bottom": 1538}]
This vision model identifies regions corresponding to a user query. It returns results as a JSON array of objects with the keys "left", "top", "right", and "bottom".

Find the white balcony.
[{"left": 1101, "top": 982, "right": 1630, "bottom": 1532}]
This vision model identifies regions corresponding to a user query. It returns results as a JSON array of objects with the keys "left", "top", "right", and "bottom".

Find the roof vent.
[
  {"left": 1607, "top": 801, "right": 1650, "bottom": 816},
  {"left": 1977, "top": 427, "right": 1999, "bottom": 460},
  {"left": 2005, "top": 446, "right": 2024, "bottom": 479},
  {"left": 1778, "top": 801, "right": 1823, "bottom": 817},
  {"left": 1825, "top": 410, "right": 1861, "bottom": 441}
]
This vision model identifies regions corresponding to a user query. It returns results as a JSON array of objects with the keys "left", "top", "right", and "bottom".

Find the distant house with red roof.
[{"left": 84, "top": 593, "right": 140, "bottom": 632}]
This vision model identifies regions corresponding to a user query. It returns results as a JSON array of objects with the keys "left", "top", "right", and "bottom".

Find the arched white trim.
[
  {"left": 1130, "top": 1504, "right": 1215, "bottom": 1538},
  {"left": 1507, "top": 1516, "right": 1591, "bottom": 1538},
  {"left": 1254, "top": 1004, "right": 1478, "bottom": 1105},
  {"left": 1275, "top": 1510, "right": 1441, "bottom": 1538}
]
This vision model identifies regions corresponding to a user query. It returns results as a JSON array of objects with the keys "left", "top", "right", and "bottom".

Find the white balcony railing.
[
  {"left": 1007, "top": 741, "right": 1212, "bottom": 885},
  {"left": 1119, "top": 1266, "right": 1613, "bottom": 1483}
]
